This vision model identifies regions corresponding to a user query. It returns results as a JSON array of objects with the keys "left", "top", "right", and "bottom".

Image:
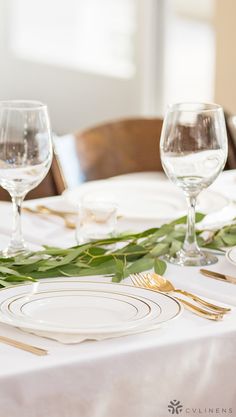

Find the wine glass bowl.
[
  {"left": 160, "top": 102, "right": 228, "bottom": 266},
  {"left": 0, "top": 100, "right": 52, "bottom": 256}
]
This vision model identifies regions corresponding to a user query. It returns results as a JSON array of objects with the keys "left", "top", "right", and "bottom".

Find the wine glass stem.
[
  {"left": 183, "top": 194, "right": 199, "bottom": 253},
  {"left": 9, "top": 195, "right": 25, "bottom": 251}
]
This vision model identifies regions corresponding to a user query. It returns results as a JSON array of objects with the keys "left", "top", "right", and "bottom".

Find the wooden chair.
[
  {"left": 225, "top": 113, "right": 236, "bottom": 169},
  {"left": 1, "top": 113, "right": 232, "bottom": 201},
  {"left": 75, "top": 114, "right": 236, "bottom": 181},
  {"left": 75, "top": 118, "right": 164, "bottom": 181},
  {"left": 0, "top": 153, "right": 66, "bottom": 201}
]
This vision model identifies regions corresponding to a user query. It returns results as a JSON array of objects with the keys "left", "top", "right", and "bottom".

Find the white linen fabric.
[{"left": 0, "top": 171, "right": 236, "bottom": 417}]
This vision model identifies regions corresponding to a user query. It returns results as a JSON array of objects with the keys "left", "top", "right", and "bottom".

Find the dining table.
[{"left": 0, "top": 169, "right": 236, "bottom": 417}]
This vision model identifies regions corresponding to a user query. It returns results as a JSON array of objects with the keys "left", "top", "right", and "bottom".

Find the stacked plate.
[{"left": 0, "top": 279, "right": 182, "bottom": 343}]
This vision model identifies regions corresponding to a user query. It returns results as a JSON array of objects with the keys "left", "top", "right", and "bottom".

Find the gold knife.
[{"left": 200, "top": 269, "right": 236, "bottom": 285}]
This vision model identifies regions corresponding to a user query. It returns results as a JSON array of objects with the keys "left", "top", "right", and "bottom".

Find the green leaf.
[
  {"left": 169, "top": 240, "right": 183, "bottom": 256},
  {"left": 162, "top": 230, "right": 185, "bottom": 244},
  {"left": 88, "top": 255, "right": 114, "bottom": 267},
  {"left": 87, "top": 247, "right": 107, "bottom": 256},
  {"left": 221, "top": 233, "right": 236, "bottom": 246},
  {"left": 154, "top": 259, "right": 167, "bottom": 275},
  {"left": 0, "top": 266, "right": 27, "bottom": 276},
  {"left": 126, "top": 257, "right": 154, "bottom": 274},
  {"left": 207, "top": 236, "right": 225, "bottom": 248},
  {"left": 170, "top": 212, "right": 205, "bottom": 226},
  {"left": 228, "top": 226, "right": 236, "bottom": 235},
  {"left": 150, "top": 243, "right": 169, "bottom": 257},
  {"left": 64, "top": 260, "right": 118, "bottom": 277},
  {"left": 0, "top": 257, "right": 15, "bottom": 263},
  {"left": 5, "top": 275, "right": 36, "bottom": 282},
  {"left": 137, "top": 228, "right": 159, "bottom": 238},
  {"left": 0, "top": 279, "right": 12, "bottom": 287},
  {"left": 112, "top": 259, "right": 126, "bottom": 282},
  {"left": 38, "top": 245, "right": 91, "bottom": 271},
  {"left": 75, "top": 261, "right": 92, "bottom": 268},
  {"left": 13, "top": 256, "right": 44, "bottom": 266},
  {"left": 116, "top": 244, "right": 148, "bottom": 261},
  {"left": 195, "top": 212, "right": 206, "bottom": 223}
]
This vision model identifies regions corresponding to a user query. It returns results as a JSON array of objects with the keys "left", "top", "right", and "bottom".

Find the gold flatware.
[
  {"left": 200, "top": 269, "right": 236, "bottom": 285},
  {"left": 24, "top": 204, "right": 123, "bottom": 227},
  {"left": 130, "top": 273, "right": 226, "bottom": 320},
  {"left": 36, "top": 205, "right": 77, "bottom": 217},
  {"left": 141, "top": 272, "right": 230, "bottom": 313},
  {"left": 0, "top": 335, "right": 48, "bottom": 356},
  {"left": 23, "top": 207, "right": 76, "bottom": 229},
  {"left": 172, "top": 297, "right": 223, "bottom": 321}
]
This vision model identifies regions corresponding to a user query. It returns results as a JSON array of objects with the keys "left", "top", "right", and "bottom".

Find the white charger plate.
[
  {"left": 63, "top": 179, "right": 228, "bottom": 222},
  {"left": 0, "top": 279, "right": 182, "bottom": 343}
]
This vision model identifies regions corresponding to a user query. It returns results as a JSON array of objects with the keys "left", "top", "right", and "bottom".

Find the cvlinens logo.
[{"left": 168, "top": 400, "right": 183, "bottom": 415}]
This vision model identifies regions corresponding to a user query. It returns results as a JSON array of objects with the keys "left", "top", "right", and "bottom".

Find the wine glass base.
[
  {"left": 0, "top": 244, "right": 29, "bottom": 258},
  {"left": 165, "top": 249, "right": 218, "bottom": 267}
]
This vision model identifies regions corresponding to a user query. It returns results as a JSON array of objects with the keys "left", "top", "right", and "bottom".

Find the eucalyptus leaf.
[
  {"left": 126, "top": 257, "right": 154, "bottom": 274},
  {"left": 150, "top": 243, "right": 169, "bottom": 257},
  {"left": 5, "top": 275, "right": 36, "bottom": 282},
  {"left": 0, "top": 279, "right": 12, "bottom": 287},
  {"left": 0, "top": 266, "right": 26, "bottom": 276},
  {"left": 169, "top": 240, "right": 183, "bottom": 257},
  {"left": 221, "top": 233, "right": 236, "bottom": 246},
  {"left": 38, "top": 245, "right": 91, "bottom": 271},
  {"left": 154, "top": 259, "right": 167, "bottom": 275},
  {"left": 112, "top": 259, "right": 126, "bottom": 282}
]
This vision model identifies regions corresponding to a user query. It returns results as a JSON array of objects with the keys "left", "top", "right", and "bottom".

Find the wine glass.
[
  {"left": 160, "top": 102, "right": 228, "bottom": 266},
  {"left": 0, "top": 100, "right": 53, "bottom": 257}
]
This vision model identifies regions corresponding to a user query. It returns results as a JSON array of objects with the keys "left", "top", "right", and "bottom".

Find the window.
[
  {"left": 10, "top": 0, "right": 136, "bottom": 78},
  {"left": 163, "top": 0, "right": 215, "bottom": 106}
]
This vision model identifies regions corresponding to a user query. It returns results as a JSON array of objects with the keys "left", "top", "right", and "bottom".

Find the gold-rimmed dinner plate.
[{"left": 0, "top": 279, "right": 182, "bottom": 343}]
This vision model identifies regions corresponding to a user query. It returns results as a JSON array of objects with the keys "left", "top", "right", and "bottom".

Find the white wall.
[{"left": 0, "top": 0, "right": 147, "bottom": 134}]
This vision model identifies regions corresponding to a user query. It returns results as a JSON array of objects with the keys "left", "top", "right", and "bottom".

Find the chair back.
[
  {"left": 75, "top": 118, "right": 163, "bottom": 181},
  {"left": 225, "top": 113, "right": 236, "bottom": 169}
]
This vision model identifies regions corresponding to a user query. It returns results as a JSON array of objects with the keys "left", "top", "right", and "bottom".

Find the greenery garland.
[{"left": 0, "top": 212, "right": 235, "bottom": 288}]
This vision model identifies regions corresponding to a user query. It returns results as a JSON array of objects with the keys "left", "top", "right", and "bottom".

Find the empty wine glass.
[
  {"left": 0, "top": 100, "right": 53, "bottom": 257},
  {"left": 160, "top": 102, "right": 228, "bottom": 266}
]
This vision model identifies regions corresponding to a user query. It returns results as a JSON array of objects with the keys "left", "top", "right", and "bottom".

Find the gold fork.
[
  {"left": 36, "top": 205, "right": 77, "bottom": 217},
  {"left": 134, "top": 272, "right": 230, "bottom": 313},
  {"left": 130, "top": 273, "right": 226, "bottom": 321},
  {"left": 23, "top": 207, "right": 76, "bottom": 229}
]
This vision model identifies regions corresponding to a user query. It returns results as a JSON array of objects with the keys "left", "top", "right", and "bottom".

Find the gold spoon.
[
  {"left": 130, "top": 272, "right": 230, "bottom": 314},
  {"left": 130, "top": 273, "right": 224, "bottom": 320}
]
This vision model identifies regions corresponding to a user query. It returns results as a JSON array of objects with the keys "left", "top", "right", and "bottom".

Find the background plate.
[{"left": 63, "top": 179, "right": 228, "bottom": 221}]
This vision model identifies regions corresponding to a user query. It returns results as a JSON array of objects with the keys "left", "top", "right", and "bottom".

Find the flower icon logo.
[{"left": 168, "top": 400, "right": 183, "bottom": 414}]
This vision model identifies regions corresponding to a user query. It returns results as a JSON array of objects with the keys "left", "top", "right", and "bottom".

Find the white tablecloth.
[{"left": 0, "top": 171, "right": 236, "bottom": 417}]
